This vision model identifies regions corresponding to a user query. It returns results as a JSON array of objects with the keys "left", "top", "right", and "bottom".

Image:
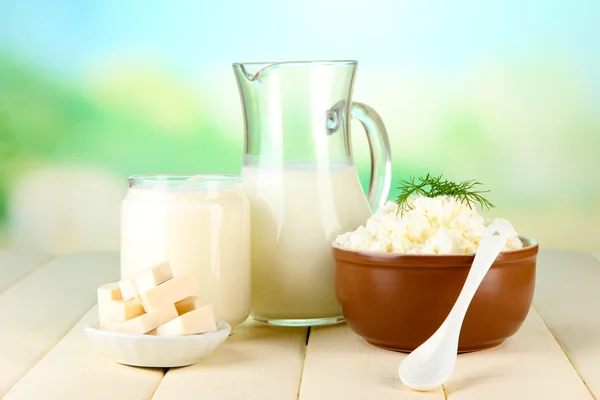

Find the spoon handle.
[{"left": 445, "top": 222, "right": 513, "bottom": 330}]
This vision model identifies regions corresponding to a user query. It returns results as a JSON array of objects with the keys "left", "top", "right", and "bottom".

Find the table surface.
[{"left": 0, "top": 248, "right": 598, "bottom": 400}]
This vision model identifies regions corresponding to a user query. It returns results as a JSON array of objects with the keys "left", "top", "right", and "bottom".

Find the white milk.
[
  {"left": 120, "top": 179, "right": 251, "bottom": 328},
  {"left": 242, "top": 164, "right": 372, "bottom": 321}
]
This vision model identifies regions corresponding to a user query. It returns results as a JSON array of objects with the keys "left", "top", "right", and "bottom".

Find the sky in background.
[{"left": 1, "top": 1, "right": 599, "bottom": 77}]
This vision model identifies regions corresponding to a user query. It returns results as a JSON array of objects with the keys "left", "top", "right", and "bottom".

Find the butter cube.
[
  {"left": 98, "top": 282, "right": 122, "bottom": 302},
  {"left": 174, "top": 296, "right": 200, "bottom": 316},
  {"left": 99, "top": 300, "right": 145, "bottom": 329},
  {"left": 139, "top": 275, "right": 197, "bottom": 312},
  {"left": 153, "top": 304, "right": 217, "bottom": 336},
  {"left": 112, "top": 306, "right": 178, "bottom": 334},
  {"left": 97, "top": 282, "right": 144, "bottom": 329},
  {"left": 120, "top": 261, "right": 173, "bottom": 300}
]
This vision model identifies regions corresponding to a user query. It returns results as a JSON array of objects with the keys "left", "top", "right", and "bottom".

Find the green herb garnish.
[{"left": 395, "top": 173, "right": 495, "bottom": 215}]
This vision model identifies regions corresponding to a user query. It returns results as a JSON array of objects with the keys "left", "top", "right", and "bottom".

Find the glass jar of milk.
[{"left": 120, "top": 174, "right": 251, "bottom": 329}]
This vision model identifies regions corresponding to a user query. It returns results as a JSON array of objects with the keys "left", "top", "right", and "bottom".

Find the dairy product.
[
  {"left": 112, "top": 306, "right": 179, "bottom": 334},
  {"left": 97, "top": 264, "right": 219, "bottom": 336},
  {"left": 334, "top": 196, "right": 523, "bottom": 254},
  {"left": 98, "top": 282, "right": 122, "bottom": 302},
  {"left": 120, "top": 261, "right": 173, "bottom": 300},
  {"left": 152, "top": 305, "right": 217, "bottom": 336},
  {"left": 138, "top": 275, "right": 198, "bottom": 312},
  {"left": 241, "top": 164, "right": 372, "bottom": 321},
  {"left": 120, "top": 175, "right": 251, "bottom": 328},
  {"left": 175, "top": 296, "right": 200, "bottom": 315},
  {"left": 97, "top": 282, "right": 144, "bottom": 329}
]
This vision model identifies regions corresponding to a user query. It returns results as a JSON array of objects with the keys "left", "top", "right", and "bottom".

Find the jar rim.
[{"left": 128, "top": 173, "right": 241, "bottom": 187}]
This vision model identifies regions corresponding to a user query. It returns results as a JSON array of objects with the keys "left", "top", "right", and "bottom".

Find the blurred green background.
[{"left": 0, "top": 0, "right": 598, "bottom": 253}]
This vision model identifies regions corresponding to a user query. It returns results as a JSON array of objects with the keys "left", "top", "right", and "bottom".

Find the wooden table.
[{"left": 0, "top": 248, "right": 598, "bottom": 400}]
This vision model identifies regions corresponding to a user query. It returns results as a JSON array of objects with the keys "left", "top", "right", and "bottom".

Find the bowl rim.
[
  {"left": 332, "top": 235, "right": 539, "bottom": 267},
  {"left": 83, "top": 320, "right": 231, "bottom": 341}
]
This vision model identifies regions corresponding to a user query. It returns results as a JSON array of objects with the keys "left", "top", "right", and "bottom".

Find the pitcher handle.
[{"left": 351, "top": 102, "right": 393, "bottom": 211}]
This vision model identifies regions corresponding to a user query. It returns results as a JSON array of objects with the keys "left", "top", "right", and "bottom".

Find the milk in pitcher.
[{"left": 242, "top": 164, "right": 372, "bottom": 322}]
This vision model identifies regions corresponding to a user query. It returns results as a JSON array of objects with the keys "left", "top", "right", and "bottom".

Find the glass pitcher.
[{"left": 233, "top": 60, "right": 392, "bottom": 326}]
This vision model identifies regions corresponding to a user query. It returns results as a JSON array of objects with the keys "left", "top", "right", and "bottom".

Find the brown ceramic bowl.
[{"left": 333, "top": 237, "right": 538, "bottom": 353}]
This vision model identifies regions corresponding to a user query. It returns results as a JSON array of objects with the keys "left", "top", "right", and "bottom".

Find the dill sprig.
[{"left": 396, "top": 173, "right": 495, "bottom": 215}]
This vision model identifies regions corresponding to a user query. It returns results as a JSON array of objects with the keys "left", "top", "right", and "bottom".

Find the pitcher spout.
[
  {"left": 233, "top": 63, "right": 260, "bottom": 82},
  {"left": 232, "top": 62, "right": 278, "bottom": 82}
]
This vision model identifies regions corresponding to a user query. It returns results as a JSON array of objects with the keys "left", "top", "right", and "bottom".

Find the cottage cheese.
[{"left": 334, "top": 196, "right": 523, "bottom": 254}]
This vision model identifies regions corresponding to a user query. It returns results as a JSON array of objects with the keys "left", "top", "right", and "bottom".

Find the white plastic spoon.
[{"left": 398, "top": 221, "right": 513, "bottom": 391}]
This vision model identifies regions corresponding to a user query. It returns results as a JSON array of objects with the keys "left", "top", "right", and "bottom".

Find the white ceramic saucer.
[{"left": 83, "top": 320, "right": 231, "bottom": 368}]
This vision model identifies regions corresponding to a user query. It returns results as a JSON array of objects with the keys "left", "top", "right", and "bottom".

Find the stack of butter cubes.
[{"left": 97, "top": 261, "right": 217, "bottom": 335}]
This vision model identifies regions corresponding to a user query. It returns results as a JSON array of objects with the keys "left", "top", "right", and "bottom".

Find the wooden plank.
[
  {"left": 0, "top": 248, "right": 52, "bottom": 294},
  {"left": 3, "top": 306, "right": 163, "bottom": 400},
  {"left": 298, "top": 324, "right": 445, "bottom": 400},
  {"left": 445, "top": 307, "right": 593, "bottom": 399},
  {"left": 0, "top": 252, "right": 119, "bottom": 397},
  {"left": 533, "top": 250, "right": 600, "bottom": 398},
  {"left": 152, "top": 320, "right": 307, "bottom": 400}
]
